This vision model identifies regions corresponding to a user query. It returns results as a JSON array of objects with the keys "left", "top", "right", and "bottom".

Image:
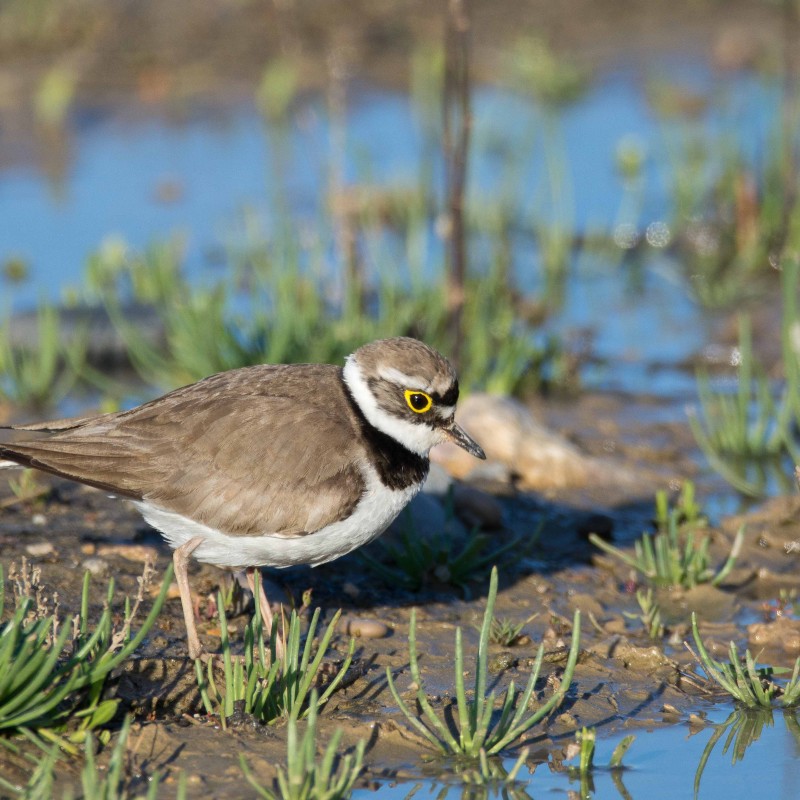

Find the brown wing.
[{"left": 0, "top": 364, "right": 365, "bottom": 536}]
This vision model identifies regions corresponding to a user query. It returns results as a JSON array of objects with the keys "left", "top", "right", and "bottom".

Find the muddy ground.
[{"left": 2, "top": 390, "right": 800, "bottom": 798}]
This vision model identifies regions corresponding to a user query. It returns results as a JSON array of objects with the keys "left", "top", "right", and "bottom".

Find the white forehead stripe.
[{"left": 378, "top": 365, "right": 432, "bottom": 391}]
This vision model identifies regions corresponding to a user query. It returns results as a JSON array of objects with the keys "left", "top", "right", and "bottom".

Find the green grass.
[
  {"left": 560, "top": 726, "right": 634, "bottom": 800},
  {"left": 0, "top": 561, "right": 173, "bottom": 753},
  {"left": 240, "top": 690, "right": 365, "bottom": 800},
  {"left": 688, "top": 612, "right": 800, "bottom": 708},
  {"left": 623, "top": 588, "right": 664, "bottom": 640},
  {"left": 654, "top": 481, "right": 705, "bottom": 530},
  {"left": 0, "top": 716, "right": 187, "bottom": 800},
  {"left": 589, "top": 500, "right": 743, "bottom": 590},
  {"left": 195, "top": 575, "right": 354, "bottom": 726},
  {"left": 485, "top": 614, "right": 536, "bottom": 647},
  {"left": 689, "top": 259, "right": 800, "bottom": 496},
  {"left": 0, "top": 303, "right": 87, "bottom": 409},
  {"left": 82, "top": 232, "right": 563, "bottom": 399},
  {"left": 387, "top": 566, "right": 581, "bottom": 756}
]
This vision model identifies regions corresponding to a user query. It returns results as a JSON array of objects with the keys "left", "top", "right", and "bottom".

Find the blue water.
[
  {"left": 0, "top": 59, "right": 785, "bottom": 396},
  {"left": 358, "top": 705, "right": 800, "bottom": 799}
]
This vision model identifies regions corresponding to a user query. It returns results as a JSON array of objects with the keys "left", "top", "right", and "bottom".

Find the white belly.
[{"left": 133, "top": 467, "right": 422, "bottom": 570}]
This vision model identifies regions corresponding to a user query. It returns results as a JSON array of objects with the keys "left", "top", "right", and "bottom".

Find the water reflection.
[
  {"left": 694, "top": 707, "right": 800, "bottom": 799},
  {"left": 356, "top": 705, "right": 800, "bottom": 799}
]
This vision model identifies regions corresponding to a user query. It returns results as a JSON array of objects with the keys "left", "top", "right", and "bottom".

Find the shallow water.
[
  {"left": 0, "top": 58, "right": 784, "bottom": 397},
  {"left": 362, "top": 704, "right": 800, "bottom": 799}
]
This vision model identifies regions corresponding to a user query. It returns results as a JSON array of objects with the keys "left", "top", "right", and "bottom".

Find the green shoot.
[
  {"left": 623, "top": 588, "right": 664, "bottom": 639},
  {"left": 0, "top": 561, "right": 173, "bottom": 751},
  {"left": 195, "top": 574, "right": 354, "bottom": 726},
  {"left": 240, "top": 690, "right": 364, "bottom": 800},
  {"left": 589, "top": 518, "right": 743, "bottom": 590},
  {"left": 688, "top": 612, "right": 800, "bottom": 708},
  {"left": 387, "top": 566, "right": 581, "bottom": 756}
]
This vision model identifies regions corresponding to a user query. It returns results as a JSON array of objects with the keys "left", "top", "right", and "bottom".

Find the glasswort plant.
[
  {"left": 240, "top": 689, "right": 365, "bottom": 800},
  {"left": 387, "top": 566, "right": 581, "bottom": 756},
  {"left": 688, "top": 612, "right": 800, "bottom": 708},
  {"left": 0, "top": 561, "right": 173, "bottom": 752},
  {"left": 195, "top": 575, "right": 354, "bottom": 726}
]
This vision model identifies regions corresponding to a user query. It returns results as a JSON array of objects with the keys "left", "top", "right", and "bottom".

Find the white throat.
[{"left": 342, "top": 356, "right": 439, "bottom": 457}]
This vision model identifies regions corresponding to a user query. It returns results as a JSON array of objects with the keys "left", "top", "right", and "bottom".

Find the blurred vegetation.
[{"left": 1, "top": 1, "right": 800, "bottom": 504}]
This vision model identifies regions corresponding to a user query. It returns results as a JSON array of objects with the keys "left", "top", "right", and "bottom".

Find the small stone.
[
  {"left": 81, "top": 543, "right": 96, "bottom": 555},
  {"left": 342, "top": 582, "right": 360, "bottom": 599},
  {"left": 96, "top": 543, "right": 159, "bottom": 562},
  {"left": 488, "top": 652, "right": 516, "bottom": 673},
  {"left": 81, "top": 557, "right": 109, "bottom": 577},
  {"left": 338, "top": 617, "right": 390, "bottom": 639},
  {"left": 31, "top": 513, "right": 46, "bottom": 526},
  {"left": 25, "top": 541, "right": 54, "bottom": 557},
  {"left": 151, "top": 581, "right": 183, "bottom": 601}
]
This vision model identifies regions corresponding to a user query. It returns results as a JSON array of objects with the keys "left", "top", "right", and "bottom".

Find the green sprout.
[
  {"left": 589, "top": 516, "right": 743, "bottom": 590},
  {"left": 240, "top": 690, "right": 364, "bottom": 800},
  {"left": 387, "top": 566, "right": 581, "bottom": 756},
  {"left": 195, "top": 574, "right": 354, "bottom": 726},
  {"left": 623, "top": 588, "right": 665, "bottom": 640},
  {"left": 0, "top": 716, "right": 187, "bottom": 800},
  {"left": 0, "top": 561, "right": 173, "bottom": 753},
  {"left": 0, "top": 303, "right": 87, "bottom": 410},
  {"left": 688, "top": 612, "right": 800, "bottom": 708},
  {"left": 654, "top": 481, "right": 705, "bottom": 530},
  {"left": 561, "top": 727, "right": 634, "bottom": 800},
  {"left": 486, "top": 614, "right": 535, "bottom": 648}
]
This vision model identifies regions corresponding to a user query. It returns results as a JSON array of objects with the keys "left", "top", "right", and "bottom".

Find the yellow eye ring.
[{"left": 404, "top": 389, "right": 433, "bottom": 414}]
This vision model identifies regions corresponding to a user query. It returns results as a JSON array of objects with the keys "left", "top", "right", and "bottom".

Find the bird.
[{"left": 0, "top": 337, "right": 485, "bottom": 659}]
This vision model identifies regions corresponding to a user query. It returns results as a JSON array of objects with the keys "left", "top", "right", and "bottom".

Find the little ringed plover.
[{"left": 0, "top": 337, "right": 485, "bottom": 659}]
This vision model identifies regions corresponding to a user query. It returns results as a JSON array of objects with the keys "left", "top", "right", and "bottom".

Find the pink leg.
[
  {"left": 245, "top": 566, "right": 284, "bottom": 659},
  {"left": 173, "top": 537, "right": 205, "bottom": 660}
]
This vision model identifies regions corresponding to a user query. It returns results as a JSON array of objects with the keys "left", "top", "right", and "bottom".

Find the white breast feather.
[{"left": 134, "top": 463, "right": 421, "bottom": 570}]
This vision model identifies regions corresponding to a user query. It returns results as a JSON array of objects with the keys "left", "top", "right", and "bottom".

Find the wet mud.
[{"left": 2, "top": 390, "right": 799, "bottom": 797}]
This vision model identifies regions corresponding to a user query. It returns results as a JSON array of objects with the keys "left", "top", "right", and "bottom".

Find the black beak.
[{"left": 442, "top": 422, "right": 486, "bottom": 460}]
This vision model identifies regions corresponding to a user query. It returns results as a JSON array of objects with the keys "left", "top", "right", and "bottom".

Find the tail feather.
[{"left": 0, "top": 441, "right": 144, "bottom": 500}]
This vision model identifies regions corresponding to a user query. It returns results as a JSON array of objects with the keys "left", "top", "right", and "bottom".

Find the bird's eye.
[{"left": 404, "top": 389, "right": 433, "bottom": 413}]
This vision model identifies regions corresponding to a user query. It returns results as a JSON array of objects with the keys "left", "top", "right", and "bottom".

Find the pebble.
[
  {"left": 149, "top": 581, "right": 182, "bottom": 601},
  {"left": 338, "top": 616, "right": 390, "bottom": 639},
  {"left": 342, "top": 582, "right": 360, "bottom": 599},
  {"left": 96, "top": 543, "right": 159, "bottom": 562},
  {"left": 81, "top": 557, "right": 109, "bottom": 577},
  {"left": 488, "top": 652, "right": 516, "bottom": 673},
  {"left": 25, "top": 541, "right": 55, "bottom": 557},
  {"left": 31, "top": 513, "right": 47, "bottom": 526}
]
